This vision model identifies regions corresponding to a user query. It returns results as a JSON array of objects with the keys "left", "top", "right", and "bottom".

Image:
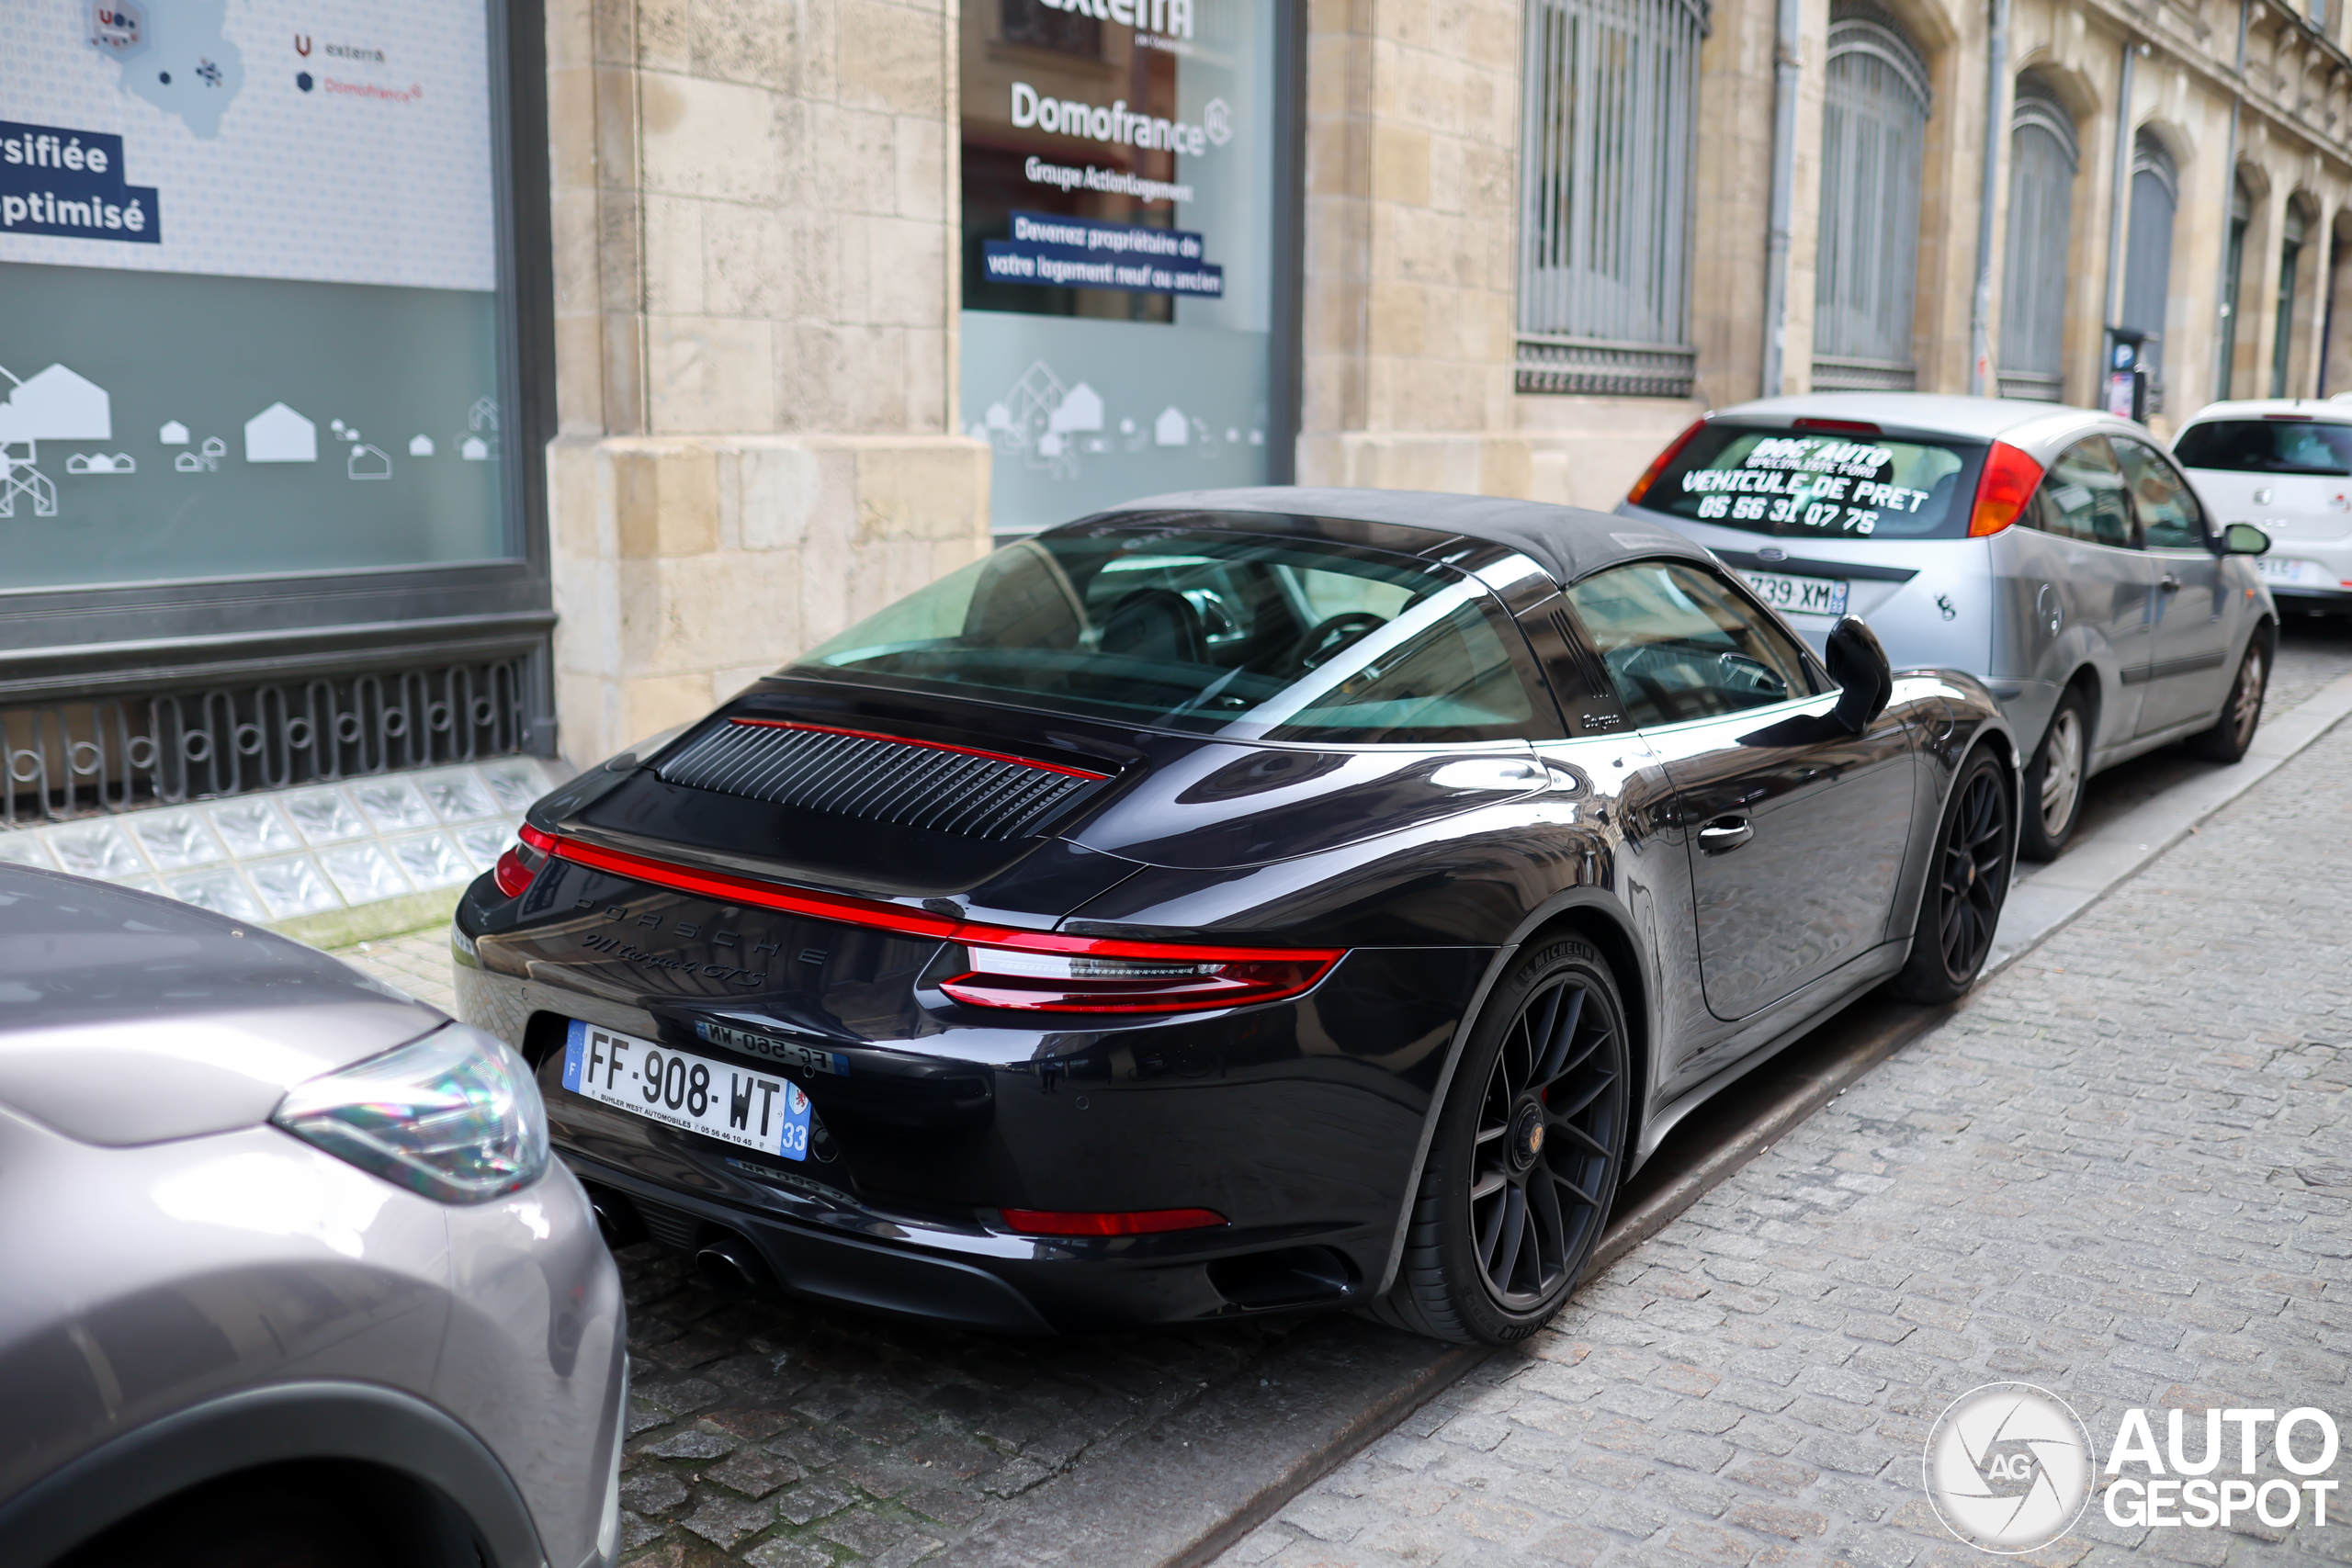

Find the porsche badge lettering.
[{"left": 576, "top": 902, "right": 772, "bottom": 986}]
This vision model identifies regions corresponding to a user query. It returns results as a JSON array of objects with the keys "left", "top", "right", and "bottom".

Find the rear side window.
[
  {"left": 2030, "top": 437, "right": 2135, "bottom": 548},
  {"left": 2113, "top": 438, "right": 2209, "bottom": 549},
  {"left": 2174, "top": 418, "right": 2352, "bottom": 475},
  {"left": 1636, "top": 424, "right": 1979, "bottom": 540},
  {"left": 1565, "top": 562, "right": 1818, "bottom": 728}
]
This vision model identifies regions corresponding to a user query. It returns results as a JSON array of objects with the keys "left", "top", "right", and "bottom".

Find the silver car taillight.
[{"left": 273, "top": 1024, "right": 549, "bottom": 1203}]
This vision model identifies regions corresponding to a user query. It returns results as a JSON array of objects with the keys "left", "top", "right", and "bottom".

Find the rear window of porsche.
[
  {"left": 2174, "top": 418, "right": 2352, "bottom": 475},
  {"left": 1640, "top": 424, "right": 1981, "bottom": 540}
]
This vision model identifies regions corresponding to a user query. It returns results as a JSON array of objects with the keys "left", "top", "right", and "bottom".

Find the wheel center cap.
[{"left": 1510, "top": 1103, "right": 1545, "bottom": 1170}]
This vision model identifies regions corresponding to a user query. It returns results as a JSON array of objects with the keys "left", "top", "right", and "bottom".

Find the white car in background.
[{"left": 2173, "top": 399, "right": 2352, "bottom": 616}]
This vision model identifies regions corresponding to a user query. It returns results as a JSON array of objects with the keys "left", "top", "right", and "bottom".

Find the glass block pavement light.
[{"left": 0, "top": 759, "right": 554, "bottom": 926}]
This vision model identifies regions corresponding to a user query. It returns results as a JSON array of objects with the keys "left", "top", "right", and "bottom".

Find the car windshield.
[
  {"left": 1638, "top": 423, "right": 1980, "bottom": 540},
  {"left": 788, "top": 525, "right": 1555, "bottom": 743},
  {"left": 2174, "top": 418, "right": 2352, "bottom": 475}
]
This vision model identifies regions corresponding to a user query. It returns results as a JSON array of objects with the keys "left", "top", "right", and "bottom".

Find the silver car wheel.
[
  {"left": 2038, "top": 706, "right": 2084, "bottom": 837},
  {"left": 2229, "top": 645, "right": 2267, "bottom": 747}
]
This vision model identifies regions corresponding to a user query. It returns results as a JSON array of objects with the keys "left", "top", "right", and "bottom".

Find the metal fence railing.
[{"left": 1, "top": 657, "right": 532, "bottom": 829}]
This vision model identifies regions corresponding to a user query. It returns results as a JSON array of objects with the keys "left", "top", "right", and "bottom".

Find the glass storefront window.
[
  {"left": 960, "top": 0, "right": 1289, "bottom": 536},
  {"left": 0, "top": 1, "right": 513, "bottom": 591}
]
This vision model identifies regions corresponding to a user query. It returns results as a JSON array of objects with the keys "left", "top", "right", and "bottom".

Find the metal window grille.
[
  {"left": 2120, "top": 130, "right": 2177, "bottom": 413},
  {"left": 1515, "top": 0, "right": 1708, "bottom": 397},
  {"left": 1812, "top": 3, "right": 1929, "bottom": 391},
  {"left": 1997, "top": 81, "right": 2077, "bottom": 401},
  {"left": 2, "top": 657, "right": 530, "bottom": 828}
]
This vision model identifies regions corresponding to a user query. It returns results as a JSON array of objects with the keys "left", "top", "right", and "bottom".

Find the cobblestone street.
[{"left": 329, "top": 619, "right": 2352, "bottom": 1568}]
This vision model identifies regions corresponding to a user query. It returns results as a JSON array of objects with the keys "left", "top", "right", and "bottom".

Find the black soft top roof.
[{"left": 1081, "top": 486, "right": 1714, "bottom": 589}]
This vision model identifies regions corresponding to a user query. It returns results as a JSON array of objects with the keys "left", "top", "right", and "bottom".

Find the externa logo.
[{"left": 1923, "top": 1383, "right": 2095, "bottom": 1553}]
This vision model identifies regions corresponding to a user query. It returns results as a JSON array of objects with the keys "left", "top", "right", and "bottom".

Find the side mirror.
[
  {"left": 2222, "top": 522, "right": 2271, "bottom": 556},
  {"left": 1826, "top": 615, "right": 1893, "bottom": 735}
]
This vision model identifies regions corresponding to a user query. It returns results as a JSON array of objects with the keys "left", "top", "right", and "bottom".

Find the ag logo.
[{"left": 1923, "top": 1382, "right": 2094, "bottom": 1553}]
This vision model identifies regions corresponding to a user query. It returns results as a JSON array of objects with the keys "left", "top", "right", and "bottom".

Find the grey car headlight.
[{"left": 273, "top": 1024, "right": 549, "bottom": 1203}]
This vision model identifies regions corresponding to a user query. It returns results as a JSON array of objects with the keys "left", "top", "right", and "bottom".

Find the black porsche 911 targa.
[{"left": 454, "top": 489, "right": 2018, "bottom": 1345}]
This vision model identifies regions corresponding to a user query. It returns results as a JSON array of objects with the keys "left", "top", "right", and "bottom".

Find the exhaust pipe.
[
  {"left": 587, "top": 1190, "right": 644, "bottom": 1250},
  {"left": 693, "top": 1234, "right": 772, "bottom": 1297}
]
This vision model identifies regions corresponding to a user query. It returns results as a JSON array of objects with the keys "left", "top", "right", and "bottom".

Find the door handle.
[
  {"left": 2159, "top": 573, "right": 2182, "bottom": 594},
  {"left": 1697, "top": 816, "right": 1754, "bottom": 853}
]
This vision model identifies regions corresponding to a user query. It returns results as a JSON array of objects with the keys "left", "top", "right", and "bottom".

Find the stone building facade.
[{"left": 548, "top": 0, "right": 2352, "bottom": 766}]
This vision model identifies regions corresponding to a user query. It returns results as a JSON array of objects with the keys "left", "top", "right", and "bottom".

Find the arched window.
[
  {"left": 1516, "top": 0, "right": 1711, "bottom": 397},
  {"left": 2219, "top": 175, "right": 2253, "bottom": 398},
  {"left": 1813, "top": 2, "right": 1931, "bottom": 389},
  {"left": 2272, "top": 201, "right": 2310, "bottom": 398},
  {"left": 1997, "top": 78, "right": 2077, "bottom": 401},
  {"left": 2120, "top": 130, "right": 2177, "bottom": 410}
]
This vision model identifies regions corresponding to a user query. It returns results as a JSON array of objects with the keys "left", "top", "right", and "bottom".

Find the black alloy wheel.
[
  {"left": 1892, "top": 749, "right": 2013, "bottom": 1003},
  {"left": 2187, "top": 637, "right": 2269, "bottom": 762},
  {"left": 1374, "top": 937, "right": 1629, "bottom": 1345}
]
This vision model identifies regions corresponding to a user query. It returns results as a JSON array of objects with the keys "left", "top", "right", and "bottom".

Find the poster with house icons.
[{"left": 0, "top": 1, "right": 511, "bottom": 590}]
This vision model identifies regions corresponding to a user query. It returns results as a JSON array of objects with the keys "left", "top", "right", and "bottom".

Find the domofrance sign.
[{"left": 958, "top": 0, "right": 1290, "bottom": 535}]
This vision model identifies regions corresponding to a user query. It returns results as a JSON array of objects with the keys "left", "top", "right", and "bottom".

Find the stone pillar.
[
  {"left": 543, "top": 0, "right": 990, "bottom": 766},
  {"left": 1295, "top": 0, "right": 1532, "bottom": 498}
]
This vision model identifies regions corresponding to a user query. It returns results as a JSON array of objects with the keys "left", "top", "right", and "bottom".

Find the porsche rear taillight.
[
  {"left": 939, "top": 942, "right": 1340, "bottom": 1014},
  {"left": 493, "top": 822, "right": 555, "bottom": 898},
  {"left": 523, "top": 832, "right": 1345, "bottom": 1012}
]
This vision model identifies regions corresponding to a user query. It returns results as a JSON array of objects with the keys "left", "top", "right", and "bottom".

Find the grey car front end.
[
  {"left": 1620, "top": 392, "right": 2277, "bottom": 857},
  {"left": 0, "top": 865, "right": 626, "bottom": 1568}
]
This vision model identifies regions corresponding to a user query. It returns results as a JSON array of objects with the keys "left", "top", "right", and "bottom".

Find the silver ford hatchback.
[
  {"left": 0, "top": 865, "right": 627, "bottom": 1568},
  {"left": 1620, "top": 393, "right": 2277, "bottom": 858}
]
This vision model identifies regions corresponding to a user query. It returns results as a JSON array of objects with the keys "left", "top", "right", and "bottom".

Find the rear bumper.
[
  {"left": 452, "top": 873, "right": 1489, "bottom": 1332},
  {"left": 2271, "top": 581, "right": 2352, "bottom": 609}
]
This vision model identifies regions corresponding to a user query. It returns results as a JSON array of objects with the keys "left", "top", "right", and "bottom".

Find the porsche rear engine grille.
[{"left": 656, "top": 720, "right": 1105, "bottom": 840}]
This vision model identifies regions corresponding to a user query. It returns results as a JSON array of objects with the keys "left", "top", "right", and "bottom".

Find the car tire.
[
  {"left": 1891, "top": 748, "right": 2014, "bottom": 1005},
  {"left": 1372, "top": 935, "right": 1630, "bottom": 1346},
  {"left": 2184, "top": 636, "right": 2268, "bottom": 763},
  {"left": 2017, "top": 688, "right": 2088, "bottom": 862}
]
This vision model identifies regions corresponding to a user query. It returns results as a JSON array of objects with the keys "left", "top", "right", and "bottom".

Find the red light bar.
[
  {"left": 1792, "top": 417, "right": 1883, "bottom": 435},
  {"left": 999, "top": 1207, "right": 1227, "bottom": 1236},
  {"left": 2262, "top": 412, "right": 2314, "bottom": 421},
  {"left": 542, "top": 833, "right": 1341, "bottom": 967},
  {"left": 727, "top": 718, "right": 1109, "bottom": 780}
]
